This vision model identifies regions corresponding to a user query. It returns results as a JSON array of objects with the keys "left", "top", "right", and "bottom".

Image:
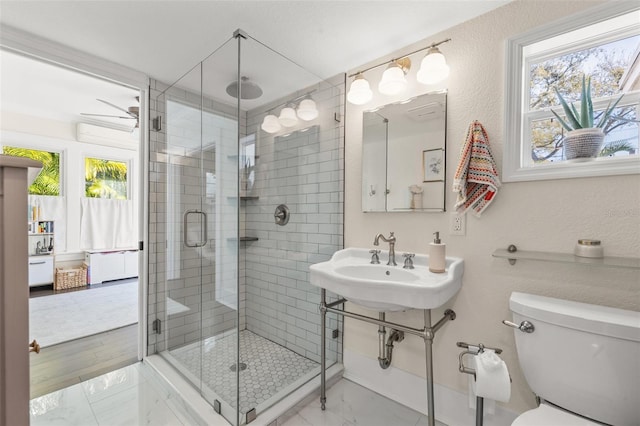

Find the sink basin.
[{"left": 310, "top": 248, "right": 463, "bottom": 312}]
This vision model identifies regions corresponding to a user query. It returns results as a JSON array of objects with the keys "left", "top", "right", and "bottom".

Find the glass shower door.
[
  {"left": 151, "top": 48, "right": 241, "bottom": 424},
  {"left": 148, "top": 29, "right": 345, "bottom": 425}
]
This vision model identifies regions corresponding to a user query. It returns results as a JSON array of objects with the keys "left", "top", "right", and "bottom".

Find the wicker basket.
[{"left": 54, "top": 265, "right": 88, "bottom": 290}]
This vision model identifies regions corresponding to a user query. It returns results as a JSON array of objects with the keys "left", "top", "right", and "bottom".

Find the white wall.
[
  {"left": 344, "top": 0, "right": 639, "bottom": 420},
  {"left": 1, "top": 111, "right": 139, "bottom": 260}
]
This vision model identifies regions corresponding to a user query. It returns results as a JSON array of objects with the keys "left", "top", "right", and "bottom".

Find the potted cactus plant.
[{"left": 551, "top": 75, "right": 624, "bottom": 160}]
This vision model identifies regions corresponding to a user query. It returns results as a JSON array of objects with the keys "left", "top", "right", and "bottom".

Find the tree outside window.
[
  {"left": 526, "top": 33, "right": 639, "bottom": 165},
  {"left": 85, "top": 157, "right": 128, "bottom": 199},
  {"left": 2, "top": 146, "right": 61, "bottom": 195}
]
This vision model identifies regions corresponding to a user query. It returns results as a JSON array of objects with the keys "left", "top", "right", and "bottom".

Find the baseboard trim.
[{"left": 343, "top": 348, "right": 518, "bottom": 426}]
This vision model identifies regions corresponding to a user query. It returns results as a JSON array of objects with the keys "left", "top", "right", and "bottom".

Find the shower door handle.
[{"left": 183, "top": 210, "right": 208, "bottom": 248}]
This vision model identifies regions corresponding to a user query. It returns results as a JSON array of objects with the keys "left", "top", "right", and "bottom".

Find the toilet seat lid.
[{"left": 513, "top": 403, "right": 599, "bottom": 426}]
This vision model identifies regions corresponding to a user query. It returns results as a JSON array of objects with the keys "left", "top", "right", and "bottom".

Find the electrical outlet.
[{"left": 450, "top": 213, "right": 466, "bottom": 236}]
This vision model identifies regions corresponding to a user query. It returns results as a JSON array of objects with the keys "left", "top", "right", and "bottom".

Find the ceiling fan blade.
[
  {"left": 81, "top": 112, "right": 136, "bottom": 119},
  {"left": 96, "top": 98, "right": 138, "bottom": 118}
]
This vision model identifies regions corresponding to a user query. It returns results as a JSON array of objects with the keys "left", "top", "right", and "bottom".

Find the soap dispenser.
[{"left": 429, "top": 232, "right": 446, "bottom": 273}]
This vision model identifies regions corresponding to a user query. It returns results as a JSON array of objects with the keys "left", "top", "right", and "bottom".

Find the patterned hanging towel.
[{"left": 453, "top": 121, "right": 501, "bottom": 217}]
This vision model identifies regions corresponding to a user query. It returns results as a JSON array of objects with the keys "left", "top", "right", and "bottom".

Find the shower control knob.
[
  {"left": 502, "top": 320, "right": 535, "bottom": 333},
  {"left": 274, "top": 204, "right": 290, "bottom": 226}
]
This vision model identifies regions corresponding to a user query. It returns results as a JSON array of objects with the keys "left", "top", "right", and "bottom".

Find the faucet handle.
[
  {"left": 402, "top": 253, "right": 415, "bottom": 269},
  {"left": 369, "top": 249, "right": 381, "bottom": 264}
]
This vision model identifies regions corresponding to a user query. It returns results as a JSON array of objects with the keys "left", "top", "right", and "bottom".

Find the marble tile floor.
[
  {"left": 30, "top": 362, "right": 200, "bottom": 426},
  {"left": 30, "top": 361, "right": 442, "bottom": 426},
  {"left": 279, "top": 379, "right": 444, "bottom": 426}
]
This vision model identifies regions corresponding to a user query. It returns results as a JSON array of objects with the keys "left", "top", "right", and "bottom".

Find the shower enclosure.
[{"left": 147, "top": 30, "right": 344, "bottom": 425}]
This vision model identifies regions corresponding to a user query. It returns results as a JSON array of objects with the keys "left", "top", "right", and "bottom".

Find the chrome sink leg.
[
  {"left": 424, "top": 309, "right": 456, "bottom": 426},
  {"left": 320, "top": 288, "right": 327, "bottom": 410},
  {"left": 425, "top": 310, "right": 435, "bottom": 426}
]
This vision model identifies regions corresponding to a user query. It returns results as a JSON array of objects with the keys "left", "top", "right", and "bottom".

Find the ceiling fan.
[{"left": 81, "top": 97, "right": 139, "bottom": 130}]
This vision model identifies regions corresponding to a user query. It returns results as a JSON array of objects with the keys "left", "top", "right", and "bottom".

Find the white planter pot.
[{"left": 563, "top": 128, "right": 605, "bottom": 160}]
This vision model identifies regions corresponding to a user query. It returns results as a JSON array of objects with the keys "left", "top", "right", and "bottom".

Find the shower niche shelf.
[
  {"left": 227, "top": 154, "right": 260, "bottom": 161},
  {"left": 493, "top": 245, "right": 640, "bottom": 269},
  {"left": 228, "top": 236, "right": 259, "bottom": 242},
  {"left": 228, "top": 195, "right": 259, "bottom": 201}
]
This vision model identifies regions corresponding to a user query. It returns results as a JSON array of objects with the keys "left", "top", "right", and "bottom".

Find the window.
[
  {"left": 504, "top": 4, "right": 640, "bottom": 181},
  {"left": 2, "top": 146, "right": 61, "bottom": 195},
  {"left": 240, "top": 134, "right": 256, "bottom": 193},
  {"left": 85, "top": 157, "right": 128, "bottom": 199}
]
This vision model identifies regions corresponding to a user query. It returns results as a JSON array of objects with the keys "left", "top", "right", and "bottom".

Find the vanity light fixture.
[
  {"left": 261, "top": 90, "right": 319, "bottom": 134},
  {"left": 347, "top": 38, "right": 451, "bottom": 105}
]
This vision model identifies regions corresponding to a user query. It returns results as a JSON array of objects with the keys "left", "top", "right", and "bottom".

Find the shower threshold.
[
  {"left": 145, "top": 354, "right": 343, "bottom": 426},
  {"left": 162, "top": 330, "right": 320, "bottom": 421}
]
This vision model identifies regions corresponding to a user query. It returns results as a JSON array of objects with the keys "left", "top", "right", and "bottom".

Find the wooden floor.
[{"left": 29, "top": 324, "right": 139, "bottom": 399}]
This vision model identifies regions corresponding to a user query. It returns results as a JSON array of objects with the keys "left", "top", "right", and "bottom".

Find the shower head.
[{"left": 226, "top": 76, "right": 263, "bottom": 100}]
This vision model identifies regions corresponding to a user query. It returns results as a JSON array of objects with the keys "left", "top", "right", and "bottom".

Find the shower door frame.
[
  {"left": 147, "top": 30, "right": 247, "bottom": 422},
  {"left": 148, "top": 28, "right": 346, "bottom": 426}
]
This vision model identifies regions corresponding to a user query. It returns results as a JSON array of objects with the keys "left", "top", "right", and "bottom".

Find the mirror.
[{"left": 362, "top": 91, "right": 447, "bottom": 212}]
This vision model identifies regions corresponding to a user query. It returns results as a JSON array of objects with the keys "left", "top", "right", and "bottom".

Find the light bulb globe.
[
  {"left": 261, "top": 114, "right": 281, "bottom": 133},
  {"left": 297, "top": 99, "right": 319, "bottom": 121},
  {"left": 347, "top": 76, "right": 373, "bottom": 105},
  {"left": 278, "top": 107, "right": 299, "bottom": 127},
  {"left": 417, "top": 49, "right": 450, "bottom": 85},
  {"left": 378, "top": 65, "right": 407, "bottom": 95}
]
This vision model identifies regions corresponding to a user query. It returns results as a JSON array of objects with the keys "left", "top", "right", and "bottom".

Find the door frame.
[{"left": 1, "top": 25, "right": 150, "bottom": 360}]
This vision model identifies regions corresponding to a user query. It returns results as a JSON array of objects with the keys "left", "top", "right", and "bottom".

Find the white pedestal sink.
[
  {"left": 311, "top": 247, "right": 464, "bottom": 426},
  {"left": 310, "top": 247, "right": 464, "bottom": 311}
]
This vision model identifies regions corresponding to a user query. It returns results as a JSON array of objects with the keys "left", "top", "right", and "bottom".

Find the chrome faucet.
[{"left": 373, "top": 232, "right": 397, "bottom": 266}]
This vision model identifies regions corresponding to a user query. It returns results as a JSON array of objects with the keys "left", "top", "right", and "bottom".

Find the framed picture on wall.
[{"left": 423, "top": 149, "right": 444, "bottom": 182}]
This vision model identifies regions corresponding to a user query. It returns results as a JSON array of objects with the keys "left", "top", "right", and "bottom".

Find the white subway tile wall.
[{"left": 243, "top": 77, "right": 344, "bottom": 363}]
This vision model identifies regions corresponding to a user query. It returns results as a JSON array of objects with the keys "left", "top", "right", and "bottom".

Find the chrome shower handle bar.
[{"left": 183, "top": 209, "right": 208, "bottom": 248}]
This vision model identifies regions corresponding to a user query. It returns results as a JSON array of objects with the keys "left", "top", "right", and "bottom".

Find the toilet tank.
[{"left": 509, "top": 292, "right": 640, "bottom": 426}]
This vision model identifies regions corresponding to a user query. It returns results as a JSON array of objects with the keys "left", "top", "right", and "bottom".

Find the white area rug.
[{"left": 29, "top": 280, "right": 138, "bottom": 348}]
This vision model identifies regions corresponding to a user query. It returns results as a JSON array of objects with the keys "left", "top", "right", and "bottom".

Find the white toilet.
[{"left": 508, "top": 292, "right": 640, "bottom": 426}]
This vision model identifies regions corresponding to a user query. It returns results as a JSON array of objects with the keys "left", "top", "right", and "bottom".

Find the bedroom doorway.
[{"left": 0, "top": 48, "right": 144, "bottom": 398}]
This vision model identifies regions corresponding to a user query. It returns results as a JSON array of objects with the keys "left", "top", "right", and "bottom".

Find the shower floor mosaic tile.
[{"left": 170, "top": 330, "right": 319, "bottom": 415}]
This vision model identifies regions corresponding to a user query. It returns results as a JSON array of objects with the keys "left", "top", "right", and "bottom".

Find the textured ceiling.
[{"left": 0, "top": 1, "right": 511, "bottom": 127}]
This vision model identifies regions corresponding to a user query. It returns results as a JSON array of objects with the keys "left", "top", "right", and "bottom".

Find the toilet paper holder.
[
  {"left": 457, "top": 341, "right": 502, "bottom": 377},
  {"left": 457, "top": 341, "right": 505, "bottom": 426}
]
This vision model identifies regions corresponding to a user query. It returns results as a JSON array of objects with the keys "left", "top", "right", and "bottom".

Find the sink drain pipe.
[{"left": 378, "top": 313, "right": 404, "bottom": 369}]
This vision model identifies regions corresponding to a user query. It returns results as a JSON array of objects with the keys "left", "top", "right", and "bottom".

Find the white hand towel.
[{"left": 473, "top": 349, "right": 511, "bottom": 402}]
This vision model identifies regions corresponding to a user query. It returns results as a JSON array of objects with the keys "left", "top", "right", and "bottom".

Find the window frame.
[
  {"left": 503, "top": 2, "right": 640, "bottom": 182},
  {"left": 83, "top": 155, "right": 131, "bottom": 200},
  {"left": 2, "top": 144, "right": 64, "bottom": 196}
]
